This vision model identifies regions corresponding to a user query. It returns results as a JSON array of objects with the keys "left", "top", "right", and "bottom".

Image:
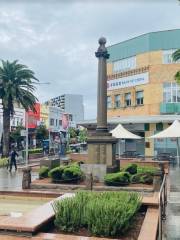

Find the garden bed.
[
  {"left": 45, "top": 210, "right": 145, "bottom": 239},
  {"left": 50, "top": 191, "right": 145, "bottom": 239},
  {"left": 31, "top": 177, "right": 154, "bottom": 192},
  {"left": 32, "top": 163, "right": 161, "bottom": 192}
]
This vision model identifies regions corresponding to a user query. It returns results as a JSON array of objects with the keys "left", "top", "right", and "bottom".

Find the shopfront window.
[
  {"left": 112, "top": 56, "right": 136, "bottom": 73},
  {"left": 125, "top": 93, "right": 131, "bottom": 106},
  {"left": 136, "top": 91, "right": 144, "bottom": 105},
  {"left": 163, "top": 82, "right": 180, "bottom": 103},
  {"left": 107, "top": 96, "right": 112, "bottom": 109},
  {"left": 115, "top": 94, "right": 121, "bottom": 108},
  {"left": 50, "top": 118, "right": 54, "bottom": 126}
]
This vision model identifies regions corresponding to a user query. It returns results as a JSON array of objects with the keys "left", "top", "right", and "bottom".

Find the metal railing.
[{"left": 158, "top": 173, "right": 167, "bottom": 240}]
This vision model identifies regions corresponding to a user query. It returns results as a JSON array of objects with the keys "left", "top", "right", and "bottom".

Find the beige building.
[
  {"left": 105, "top": 29, "right": 180, "bottom": 156},
  {"left": 80, "top": 30, "right": 180, "bottom": 157}
]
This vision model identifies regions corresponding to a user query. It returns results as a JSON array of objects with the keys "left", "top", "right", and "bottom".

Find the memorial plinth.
[{"left": 81, "top": 37, "right": 118, "bottom": 182}]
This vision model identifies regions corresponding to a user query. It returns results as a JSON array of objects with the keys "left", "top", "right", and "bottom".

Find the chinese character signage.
[{"left": 107, "top": 72, "right": 149, "bottom": 90}]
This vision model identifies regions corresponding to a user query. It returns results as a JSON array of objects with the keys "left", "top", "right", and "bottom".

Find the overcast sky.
[{"left": 0, "top": 0, "right": 179, "bottom": 119}]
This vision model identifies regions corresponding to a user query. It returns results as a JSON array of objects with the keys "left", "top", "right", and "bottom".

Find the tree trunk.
[{"left": 3, "top": 108, "right": 11, "bottom": 157}]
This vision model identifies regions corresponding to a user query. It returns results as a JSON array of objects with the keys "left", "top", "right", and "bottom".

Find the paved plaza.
[{"left": 0, "top": 168, "right": 38, "bottom": 191}]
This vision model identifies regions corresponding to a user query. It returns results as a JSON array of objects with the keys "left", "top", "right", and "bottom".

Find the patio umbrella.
[
  {"left": 110, "top": 123, "right": 142, "bottom": 156},
  {"left": 149, "top": 120, "right": 180, "bottom": 162}
]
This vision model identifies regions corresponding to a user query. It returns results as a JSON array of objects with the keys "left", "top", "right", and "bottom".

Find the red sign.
[{"left": 26, "top": 103, "right": 40, "bottom": 128}]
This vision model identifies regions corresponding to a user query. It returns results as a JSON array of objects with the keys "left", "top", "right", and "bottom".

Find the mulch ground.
[{"left": 33, "top": 177, "right": 153, "bottom": 189}]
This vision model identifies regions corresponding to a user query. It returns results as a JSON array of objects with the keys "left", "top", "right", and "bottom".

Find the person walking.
[{"left": 9, "top": 147, "right": 18, "bottom": 172}]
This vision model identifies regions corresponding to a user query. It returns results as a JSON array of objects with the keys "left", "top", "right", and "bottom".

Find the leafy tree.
[
  {"left": 172, "top": 50, "right": 180, "bottom": 83},
  {"left": 36, "top": 125, "right": 49, "bottom": 141},
  {"left": 68, "top": 127, "right": 77, "bottom": 138},
  {"left": 0, "top": 60, "right": 38, "bottom": 156},
  {"left": 78, "top": 128, "right": 87, "bottom": 143},
  {"left": 10, "top": 125, "right": 25, "bottom": 149}
]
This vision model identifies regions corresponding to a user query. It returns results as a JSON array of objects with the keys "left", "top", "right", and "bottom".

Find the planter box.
[{"left": 40, "top": 157, "right": 60, "bottom": 169}]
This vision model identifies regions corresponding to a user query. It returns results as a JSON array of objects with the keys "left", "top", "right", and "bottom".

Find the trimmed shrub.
[
  {"left": 53, "top": 191, "right": 141, "bottom": 237},
  {"left": 104, "top": 172, "right": 130, "bottom": 186},
  {"left": 48, "top": 166, "right": 65, "bottom": 182},
  {"left": 0, "top": 158, "right": 8, "bottom": 168},
  {"left": 48, "top": 164, "right": 83, "bottom": 183},
  {"left": 62, "top": 165, "right": 82, "bottom": 180},
  {"left": 124, "top": 163, "right": 137, "bottom": 175},
  {"left": 131, "top": 173, "right": 141, "bottom": 184},
  {"left": 39, "top": 166, "right": 49, "bottom": 179},
  {"left": 137, "top": 165, "right": 159, "bottom": 175},
  {"left": 140, "top": 173, "right": 153, "bottom": 184}
]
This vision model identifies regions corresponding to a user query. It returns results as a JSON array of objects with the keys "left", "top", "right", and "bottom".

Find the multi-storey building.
[
  {"left": 80, "top": 29, "right": 180, "bottom": 157},
  {"left": 106, "top": 29, "right": 180, "bottom": 156},
  {"left": 46, "top": 94, "right": 84, "bottom": 122}
]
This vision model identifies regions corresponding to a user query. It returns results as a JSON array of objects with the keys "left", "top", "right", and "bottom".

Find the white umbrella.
[
  {"left": 110, "top": 123, "right": 142, "bottom": 156},
  {"left": 149, "top": 120, "right": 180, "bottom": 162}
]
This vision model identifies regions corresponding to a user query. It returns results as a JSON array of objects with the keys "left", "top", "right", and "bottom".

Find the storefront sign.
[{"left": 107, "top": 72, "right": 149, "bottom": 90}]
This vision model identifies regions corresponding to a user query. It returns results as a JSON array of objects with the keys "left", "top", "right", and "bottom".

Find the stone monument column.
[
  {"left": 95, "top": 37, "right": 109, "bottom": 132},
  {"left": 81, "top": 37, "right": 118, "bottom": 182}
]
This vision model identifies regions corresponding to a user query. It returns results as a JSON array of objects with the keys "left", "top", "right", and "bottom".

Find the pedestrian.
[{"left": 9, "top": 147, "right": 18, "bottom": 172}]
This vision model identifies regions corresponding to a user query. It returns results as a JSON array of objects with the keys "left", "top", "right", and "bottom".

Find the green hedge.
[
  {"left": 48, "top": 164, "right": 83, "bottom": 183},
  {"left": 104, "top": 172, "right": 131, "bottom": 186},
  {"left": 124, "top": 163, "right": 137, "bottom": 174},
  {"left": 39, "top": 166, "right": 49, "bottom": 179},
  {"left": 137, "top": 165, "right": 159, "bottom": 175},
  {"left": 0, "top": 158, "right": 8, "bottom": 168},
  {"left": 53, "top": 191, "right": 141, "bottom": 237},
  {"left": 22, "top": 148, "right": 43, "bottom": 155},
  {"left": 104, "top": 163, "right": 158, "bottom": 186},
  {"left": 131, "top": 173, "right": 153, "bottom": 184}
]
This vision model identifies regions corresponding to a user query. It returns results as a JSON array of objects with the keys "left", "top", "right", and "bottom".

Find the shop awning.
[
  {"left": 149, "top": 120, "right": 180, "bottom": 139},
  {"left": 110, "top": 123, "right": 142, "bottom": 139}
]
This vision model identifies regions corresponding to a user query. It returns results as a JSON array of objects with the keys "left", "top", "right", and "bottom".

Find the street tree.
[
  {"left": 0, "top": 60, "right": 38, "bottom": 156},
  {"left": 36, "top": 125, "right": 49, "bottom": 141},
  {"left": 172, "top": 50, "right": 180, "bottom": 83},
  {"left": 10, "top": 125, "right": 25, "bottom": 149}
]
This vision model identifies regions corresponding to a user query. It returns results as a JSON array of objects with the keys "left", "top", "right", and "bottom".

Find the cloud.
[{"left": 0, "top": 0, "right": 179, "bottom": 119}]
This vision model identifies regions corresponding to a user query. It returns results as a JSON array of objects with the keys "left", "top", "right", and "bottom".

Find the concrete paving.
[
  {"left": 0, "top": 168, "right": 38, "bottom": 191},
  {"left": 163, "top": 162, "right": 180, "bottom": 239}
]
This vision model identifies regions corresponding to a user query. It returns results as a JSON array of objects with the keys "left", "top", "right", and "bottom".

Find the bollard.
[
  {"left": 22, "top": 167, "right": 31, "bottom": 189},
  {"left": 85, "top": 173, "right": 93, "bottom": 190}
]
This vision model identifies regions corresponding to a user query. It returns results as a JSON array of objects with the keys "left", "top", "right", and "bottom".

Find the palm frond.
[{"left": 172, "top": 49, "right": 180, "bottom": 62}]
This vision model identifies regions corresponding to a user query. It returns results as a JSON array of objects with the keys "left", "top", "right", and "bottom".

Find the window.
[
  {"left": 59, "top": 120, "right": 62, "bottom": 126},
  {"left": 163, "top": 82, "right": 180, "bottom": 103},
  {"left": 107, "top": 96, "right": 112, "bottom": 108},
  {"left": 125, "top": 93, "right": 131, "bottom": 106},
  {"left": 163, "top": 49, "right": 180, "bottom": 64},
  {"left": 112, "top": 56, "right": 136, "bottom": 73},
  {"left": 50, "top": 118, "right": 54, "bottom": 126},
  {"left": 156, "top": 123, "right": 163, "bottom": 131},
  {"left": 56, "top": 119, "right": 58, "bottom": 126},
  {"left": 144, "top": 123, "right": 150, "bottom": 131},
  {"left": 136, "top": 91, "right": 144, "bottom": 105},
  {"left": 115, "top": 94, "right": 121, "bottom": 108}
]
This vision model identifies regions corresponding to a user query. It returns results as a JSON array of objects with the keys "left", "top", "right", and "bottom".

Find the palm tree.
[
  {"left": 0, "top": 60, "right": 38, "bottom": 156},
  {"left": 172, "top": 50, "right": 180, "bottom": 84}
]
